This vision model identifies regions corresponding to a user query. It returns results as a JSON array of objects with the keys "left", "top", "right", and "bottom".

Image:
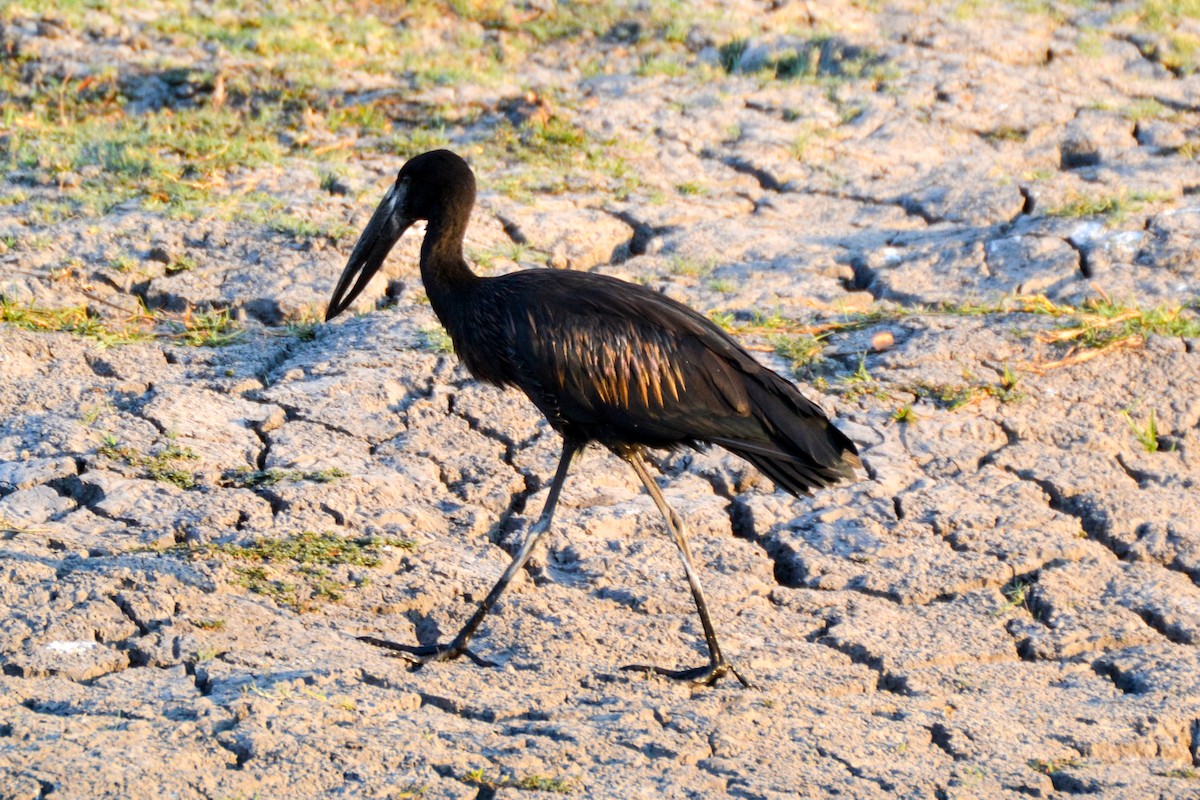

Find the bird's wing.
[
  {"left": 490, "top": 271, "right": 859, "bottom": 494},
  {"left": 500, "top": 276, "right": 768, "bottom": 445}
]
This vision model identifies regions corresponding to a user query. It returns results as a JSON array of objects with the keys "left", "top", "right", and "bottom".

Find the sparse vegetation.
[
  {"left": 718, "top": 35, "right": 892, "bottom": 85},
  {"left": 221, "top": 467, "right": 348, "bottom": 488},
  {"left": 191, "top": 618, "right": 227, "bottom": 630},
  {"left": 845, "top": 355, "right": 872, "bottom": 385},
  {"left": 174, "top": 308, "right": 243, "bottom": 347},
  {"left": 1076, "top": 27, "right": 1106, "bottom": 58},
  {"left": 771, "top": 332, "right": 827, "bottom": 374},
  {"left": 1122, "top": 408, "right": 1163, "bottom": 453},
  {"left": 1029, "top": 756, "right": 1084, "bottom": 776},
  {"left": 195, "top": 530, "right": 414, "bottom": 611},
  {"left": 206, "top": 530, "right": 414, "bottom": 567},
  {"left": 165, "top": 253, "right": 198, "bottom": 275},
  {"left": 1047, "top": 189, "right": 1174, "bottom": 221},
  {"left": 1, "top": 295, "right": 152, "bottom": 346},
  {"left": 1047, "top": 193, "right": 1124, "bottom": 219},
  {"left": 79, "top": 402, "right": 110, "bottom": 425},
  {"left": 98, "top": 435, "right": 201, "bottom": 489},
  {"left": 838, "top": 354, "right": 888, "bottom": 402},
  {"left": 903, "top": 376, "right": 1024, "bottom": 411},
  {"left": 0, "top": 295, "right": 274, "bottom": 350},
  {"left": 1, "top": 78, "right": 288, "bottom": 220},
  {"left": 1, "top": 0, "right": 705, "bottom": 224},
  {"left": 708, "top": 310, "right": 738, "bottom": 331},
  {"left": 718, "top": 39, "right": 750, "bottom": 72},
  {"left": 1037, "top": 297, "right": 1200, "bottom": 352},
  {"left": 994, "top": 577, "right": 1032, "bottom": 616},
  {"left": 858, "top": 295, "right": 1194, "bottom": 363},
  {"left": 636, "top": 54, "right": 689, "bottom": 77},
  {"left": 982, "top": 126, "right": 1027, "bottom": 143},
  {"left": 1000, "top": 363, "right": 1021, "bottom": 393},
  {"left": 1122, "top": 97, "right": 1171, "bottom": 121},
  {"left": 1127, "top": 0, "right": 1200, "bottom": 74},
  {"left": 270, "top": 214, "right": 322, "bottom": 239},
  {"left": 419, "top": 325, "right": 454, "bottom": 353},
  {"left": 701, "top": 294, "right": 1197, "bottom": 399},
  {"left": 750, "top": 309, "right": 789, "bottom": 330},
  {"left": 462, "top": 768, "right": 572, "bottom": 794},
  {"left": 287, "top": 320, "right": 319, "bottom": 342},
  {"left": 668, "top": 255, "right": 716, "bottom": 278},
  {"left": 109, "top": 254, "right": 139, "bottom": 273}
]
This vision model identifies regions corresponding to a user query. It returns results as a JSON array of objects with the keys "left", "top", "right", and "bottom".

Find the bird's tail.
[{"left": 710, "top": 373, "right": 860, "bottom": 496}]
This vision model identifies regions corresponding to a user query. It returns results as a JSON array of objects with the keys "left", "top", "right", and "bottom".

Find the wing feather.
[{"left": 488, "top": 270, "right": 858, "bottom": 493}]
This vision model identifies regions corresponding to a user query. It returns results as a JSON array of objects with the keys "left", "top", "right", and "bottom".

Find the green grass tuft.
[
  {"left": 1, "top": 295, "right": 152, "bottom": 346},
  {"left": 1122, "top": 408, "right": 1163, "bottom": 453},
  {"left": 222, "top": 467, "right": 348, "bottom": 488},
  {"left": 771, "top": 332, "right": 826, "bottom": 374},
  {"left": 1047, "top": 189, "right": 1173, "bottom": 221},
  {"left": 1028, "top": 757, "right": 1084, "bottom": 776},
  {"left": 174, "top": 308, "right": 243, "bottom": 347},
  {"left": 419, "top": 326, "right": 454, "bottom": 353},
  {"left": 99, "top": 436, "right": 200, "bottom": 489},
  {"left": 462, "top": 768, "right": 572, "bottom": 794}
]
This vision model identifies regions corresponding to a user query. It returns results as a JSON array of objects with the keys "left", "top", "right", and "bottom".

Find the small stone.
[
  {"left": 37, "top": 19, "right": 69, "bottom": 39},
  {"left": 1060, "top": 110, "right": 1136, "bottom": 169},
  {"left": 1135, "top": 120, "right": 1186, "bottom": 150},
  {"left": 1060, "top": 137, "right": 1101, "bottom": 169},
  {"left": 325, "top": 177, "right": 352, "bottom": 196}
]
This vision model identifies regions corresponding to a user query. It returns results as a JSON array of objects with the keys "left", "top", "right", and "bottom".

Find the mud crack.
[
  {"left": 807, "top": 618, "right": 910, "bottom": 695},
  {"left": 815, "top": 745, "right": 898, "bottom": 793},
  {"left": 928, "top": 722, "right": 969, "bottom": 761},
  {"left": 603, "top": 208, "right": 674, "bottom": 261},
  {"left": 1001, "top": 467, "right": 1118, "bottom": 556}
]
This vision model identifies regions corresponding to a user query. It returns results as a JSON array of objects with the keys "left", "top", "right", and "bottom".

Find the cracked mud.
[{"left": 2, "top": 1, "right": 1200, "bottom": 798}]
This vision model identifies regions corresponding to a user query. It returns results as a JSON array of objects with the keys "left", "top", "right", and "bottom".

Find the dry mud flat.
[{"left": 2, "top": 1, "right": 1200, "bottom": 798}]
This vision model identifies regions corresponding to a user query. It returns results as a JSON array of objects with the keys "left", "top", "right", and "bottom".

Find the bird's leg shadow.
[
  {"left": 358, "top": 442, "right": 580, "bottom": 672},
  {"left": 622, "top": 659, "right": 753, "bottom": 689},
  {"left": 356, "top": 634, "right": 498, "bottom": 669}
]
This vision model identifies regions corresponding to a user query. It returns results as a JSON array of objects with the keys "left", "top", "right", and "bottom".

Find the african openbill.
[{"left": 325, "top": 149, "right": 860, "bottom": 686}]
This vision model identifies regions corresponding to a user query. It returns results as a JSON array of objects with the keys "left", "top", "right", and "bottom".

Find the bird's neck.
[{"left": 420, "top": 213, "right": 478, "bottom": 329}]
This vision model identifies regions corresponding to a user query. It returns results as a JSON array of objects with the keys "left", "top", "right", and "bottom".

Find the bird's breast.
[{"left": 439, "top": 300, "right": 521, "bottom": 388}]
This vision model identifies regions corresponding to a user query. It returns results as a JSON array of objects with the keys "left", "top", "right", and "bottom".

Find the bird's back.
[{"left": 448, "top": 269, "right": 859, "bottom": 496}]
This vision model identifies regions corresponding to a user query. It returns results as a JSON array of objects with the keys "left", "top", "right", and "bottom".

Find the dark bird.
[{"left": 326, "top": 150, "right": 860, "bottom": 686}]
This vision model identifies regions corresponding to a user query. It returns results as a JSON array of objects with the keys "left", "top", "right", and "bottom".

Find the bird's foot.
[
  {"left": 357, "top": 635, "right": 497, "bottom": 670},
  {"left": 621, "top": 659, "right": 753, "bottom": 689}
]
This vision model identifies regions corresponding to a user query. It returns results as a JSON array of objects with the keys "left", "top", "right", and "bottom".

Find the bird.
[{"left": 325, "top": 149, "right": 860, "bottom": 686}]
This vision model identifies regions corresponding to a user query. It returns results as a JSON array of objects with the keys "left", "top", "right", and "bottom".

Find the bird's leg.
[
  {"left": 359, "top": 441, "right": 579, "bottom": 670},
  {"left": 621, "top": 450, "right": 752, "bottom": 688}
]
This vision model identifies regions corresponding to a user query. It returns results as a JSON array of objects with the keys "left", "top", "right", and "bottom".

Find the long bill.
[{"left": 325, "top": 183, "right": 413, "bottom": 321}]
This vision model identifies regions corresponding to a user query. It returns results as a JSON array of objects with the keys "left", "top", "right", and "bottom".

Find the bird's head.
[{"left": 325, "top": 149, "right": 476, "bottom": 321}]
